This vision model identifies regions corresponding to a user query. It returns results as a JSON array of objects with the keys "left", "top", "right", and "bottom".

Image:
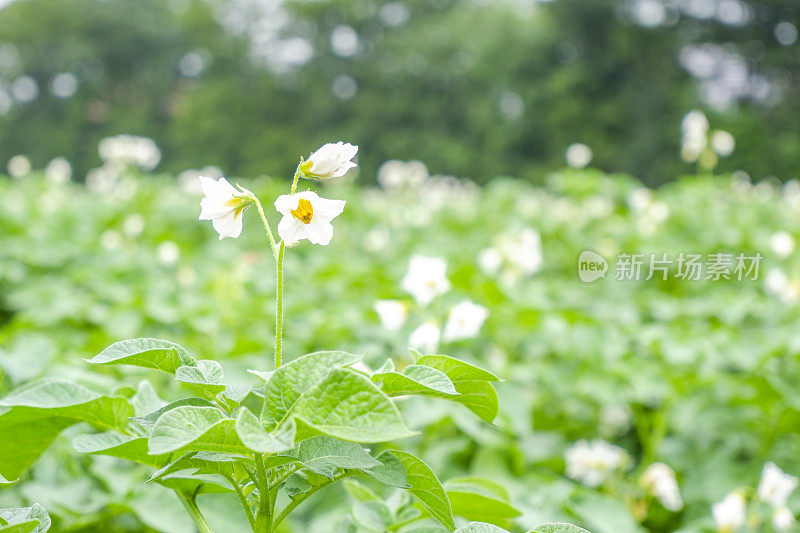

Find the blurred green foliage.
[
  {"left": 1, "top": 167, "right": 800, "bottom": 532},
  {"left": 0, "top": 0, "right": 798, "bottom": 185}
]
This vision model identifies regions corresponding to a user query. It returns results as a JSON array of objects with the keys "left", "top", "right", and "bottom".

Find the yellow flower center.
[{"left": 291, "top": 198, "right": 314, "bottom": 224}]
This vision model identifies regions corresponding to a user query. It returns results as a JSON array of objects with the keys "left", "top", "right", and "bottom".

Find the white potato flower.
[
  {"left": 758, "top": 462, "right": 799, "bottom": 508},
  {"left": 300, "top": 142, "right": 358, "bottom": 179},
  {"left": 774, "top": 506, "right": 795, "bottom": 532},
  {"left": 443, "top": 300, "right": 488, "bottom": 342},
  {"left": 712, "top": 492, "right": 745, "bottom": 532},
  {"left": 199, "top": 176, "right": 252, "bottom": 240},
  {"left": 401, "top": 255, "right": 451, "bottom": 306},
  {"left": 409, "top": 322, "right": 440, "bottom": 354},
  {"left": 641, "top": 463, "right": 683, "bottom": 512},
  {"left": 373, "top": 300, "right": 407, "bottom": 331},
  {"left": 274, "top": 191, "right": 346, "bottom": 246},
  {"left": 564, "top": 439, "right": 627, "bottom": 488}
]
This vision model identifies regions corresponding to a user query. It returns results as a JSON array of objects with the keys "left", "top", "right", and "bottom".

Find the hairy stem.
[
  {"left": 226, "top": 474, "right": 256, "bottom": 531},
  {"left": 254, "top": 455, "right": 272, "bottom": 533},
  {"left": 254, "top": 198, "right": 278, "bottom": 259},
  {"left": 175, "top": 490, "right": 214, "bottom": 533},
  {"left": 274, "top": 241, "right": 285, "bottom": 370}
]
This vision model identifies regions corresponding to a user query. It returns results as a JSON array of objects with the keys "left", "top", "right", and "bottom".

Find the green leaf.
[
  {"left": 175, "top": 360, "right": 226, "bottom": 396},
  {"left": 148, "top": 406, "right": 248, "bottom": 455},
  {"left": 389, "top": 450, "right": 455, "bottom": 531},
  {"left": 455, "top": 523, "right": 509, "bottom": 533},
  {"left": 154, "top": 473, "right": 232, "bottom": 495},
  {"left": 343, "top": 479, "right": 381, "bottom": 502},
  {"left": 130, "top": 397, "right": 216, "bottom": 434},
  {"left": 85, "top": 338, "right": 194, "bottom": 374},
  {"left": 357, "top": 450, "right": 409, "bottom": 488},
  {"left": 234, "top": 407, "right": 295, "bottom": 454},
  {"left": 410, "top": 355, "right": 500, "bottom": 423},
  {"left": 0, "top": 380, "right": 132, "bottom": 479},
  {"left": 72, "top": 431, "right": 168, "bottom": 467},
  {"left": 0, "top": 505, "right": 50, "bottom": 533},
  {"left": 0, "top": 474, "right": 17, "bottom": 486},
  {"left": 445, "top": 477, "right": 520, "bottom": 527},
  {"left": 260, "top": 351, "right": 362, "bottom": 426},
  {"left": 350, "top": 500, "right": 393, "bottom": 532},
  {"left": 148, "top": 452, "right": 245, "bottom": 483},
  {"left": 130, "top": 380, "right": 167, "bottom": 417},
  {"left": 282, "top": 436, "right": 380, "bottom": 479},
  {"left": 531, "top": 524, "right": 592, "bottom": 533},
  {"left": 373, "top": 364, "right": 458, "bottom": 396},
  {"left": 291, "top": 368, "right": 416, "bottom": 442},
  {"left": 415, "top": 355, "right": 500, "bottom": 382}
]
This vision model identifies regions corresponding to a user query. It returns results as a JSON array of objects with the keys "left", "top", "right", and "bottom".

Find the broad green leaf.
[
  {"left": 373, "top": 365, "right": 458, "bottom": 396},
  {"left": 357, "top": 450, "right": 409, "bottom": 488},
  {"left": 148, "top": 406, "right": 248, "bottom": 455},
  {"left": 221, "top": 385, "right": 251, "bottom": 405},
  {"left": 343, "top": 479, "right": 381, "bottom": 502},
  {"left": 85, "top": 338, "right": 194, "bottom": 374},
  {"left": 234, "top": 407, "right": 295, "bottom": 454},
  {"left": 72, "top": 432, "right": 168, "bottom": 467},
  {"left": 0, "top": 474, "right": 17, "bottom": 486},
  {"left": 449, "top": 380, "right": 499, "bottom": 423},
  {"left": 260, "top": 351, "right": 362, "bottom": 426},
  {"left": 390, "top": 450, "right": 455, "bottom": 531},
  {"left": 291, "top": 368, "right": 416, "bottom": 442},
  {"left": 532, "top": 524, "right": 592, "bottom": 533},
  {"left": 0, "top": 380, "right": 131, "bottom": 479},
  {"left": 415, "top": 355, "right": 500, "bottom": 382},
  {"left": 175, "top": 360, "right": 226, "bottom": 395},
  {"left": 0, "top": 505, "right": 50, "bottom": 533},
  {"left": 455, "top": 523, "right": 509, "bottom": 533},
  {"left": 445, "top": 477, "right": 520, "bottom": 527},
  {"left": 130, "top": 397, "right": 216, "bottom": 434},
  {"left": 282, "top": 436, "right": 380, "bottom": 479},
  {"left": 130, "top": 380, "right": 166, "bottom": 417}
]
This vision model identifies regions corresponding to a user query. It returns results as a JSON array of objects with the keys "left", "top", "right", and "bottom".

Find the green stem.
[
  {"left": 226, "top": 474, "right": 256, "bottom": 531},
  {"left": 175, "top": 490, "right": 214, "bottom": 533},
  {"left": 254, "top": 198, "right": 278, "bottom": 259},
  {"left": 290, "top": 164, "right": 302, "bottom": 194},
  {"left": 254, "top": 454, "right": 272, "bottom": 533},
  {"left": 274, "top": 241, "right": 285, "bottom": 370}
]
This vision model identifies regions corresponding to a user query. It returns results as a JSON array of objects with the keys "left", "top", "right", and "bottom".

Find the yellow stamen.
[{"left": 291, "top": 198, "right": 314, "bottom": 224}]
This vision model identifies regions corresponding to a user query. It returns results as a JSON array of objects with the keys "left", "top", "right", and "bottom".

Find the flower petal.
[
  {"left": 274, "top": 194, "right": 300, "bottom": 215},
  {"left": 277, "top": 214, "right": 306, "bottom": 244},
  {"left": 199, "top": 198, "right": 233, "bottom": 220},
  {"left": 312, "top": 197, "right": 346, "bottom": 220},
  {"left": 211, "top": 209, "right": 243, "bottom": 239},
  {"left": 304, "top": 217, "right": 334, "bottom": 245}
]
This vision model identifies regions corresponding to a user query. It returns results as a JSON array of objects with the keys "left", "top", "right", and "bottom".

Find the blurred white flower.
[
  {"left": 377, "top": 160, "right": 428, "bottom": 190},
  {"left": 274, "top": 191, "right": 346, "bottom": 246},
  {"left": 712, "top": 492, "right": 745, "bottom": 532},
  {"left": 100, "top": 230, "right": 122, "bottom": 251},
  {"left": 681, "top": 110, "right": 709, "bottom": 163},
  {"left": 409, "top": 322, "right": 440, "bottom": 354},
  {"left": 199, "top": 176, "right": 252, "bottom": 240},
  {"left": 773, "top": 506, "right": 795, "bottom": 532},
  {"left": 123, "top": 214, "right": 145, "bottom": 237},
  {"left": 770, "top": 231, "right": 795, "bottom": 259},
  {"left": 764, "top": 269, "right": 800, "bottom": 303},
  {"left": 301, "top": 142, "right": 358, "bottom": 179},
  {"left": 758, "top": 462, "right": 798, "bottom": 507},
  {"left": 373, "top": 300, "right": 407, "bottom": 331},
  {"left": 564, "top": 439, "right": 627, "bottom": 488},
  {"left": 99, "top": 135, "right": 161, "bottom": 171},
  {"left": 641, "top": 463, "right": 683, "bottom": 512},
  {"left": 711, "top": 130, "right": 735, "bottom": 156},
  {"left": 85, "top": 166, "right": 118, "bottom": 193},
  {"left": 7, "top": 155, "right": 31, "bottom": 178},
  {"left": 478, "top": 248, "right": 503, "bottom": 274},
  {"left": 566, "top": 143, "right": 593, "bottom": 169},
  {"left": 45, "top": 157, "right": 72, "bottom": 183},
  {"left": 627, "top": 187, "right": 654, "bottom": 211},
  {"left": 157, "top": 241, "right": 180, "bottom": 266},
  {"left": 401, "top": 255, "right": 451, "bottom": 306},
  {"left": 500, "top": 229, "right": 543, "bottom": 275},
  {"left": 443, "top": 300, "right": 488, "bottom": 342}
]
